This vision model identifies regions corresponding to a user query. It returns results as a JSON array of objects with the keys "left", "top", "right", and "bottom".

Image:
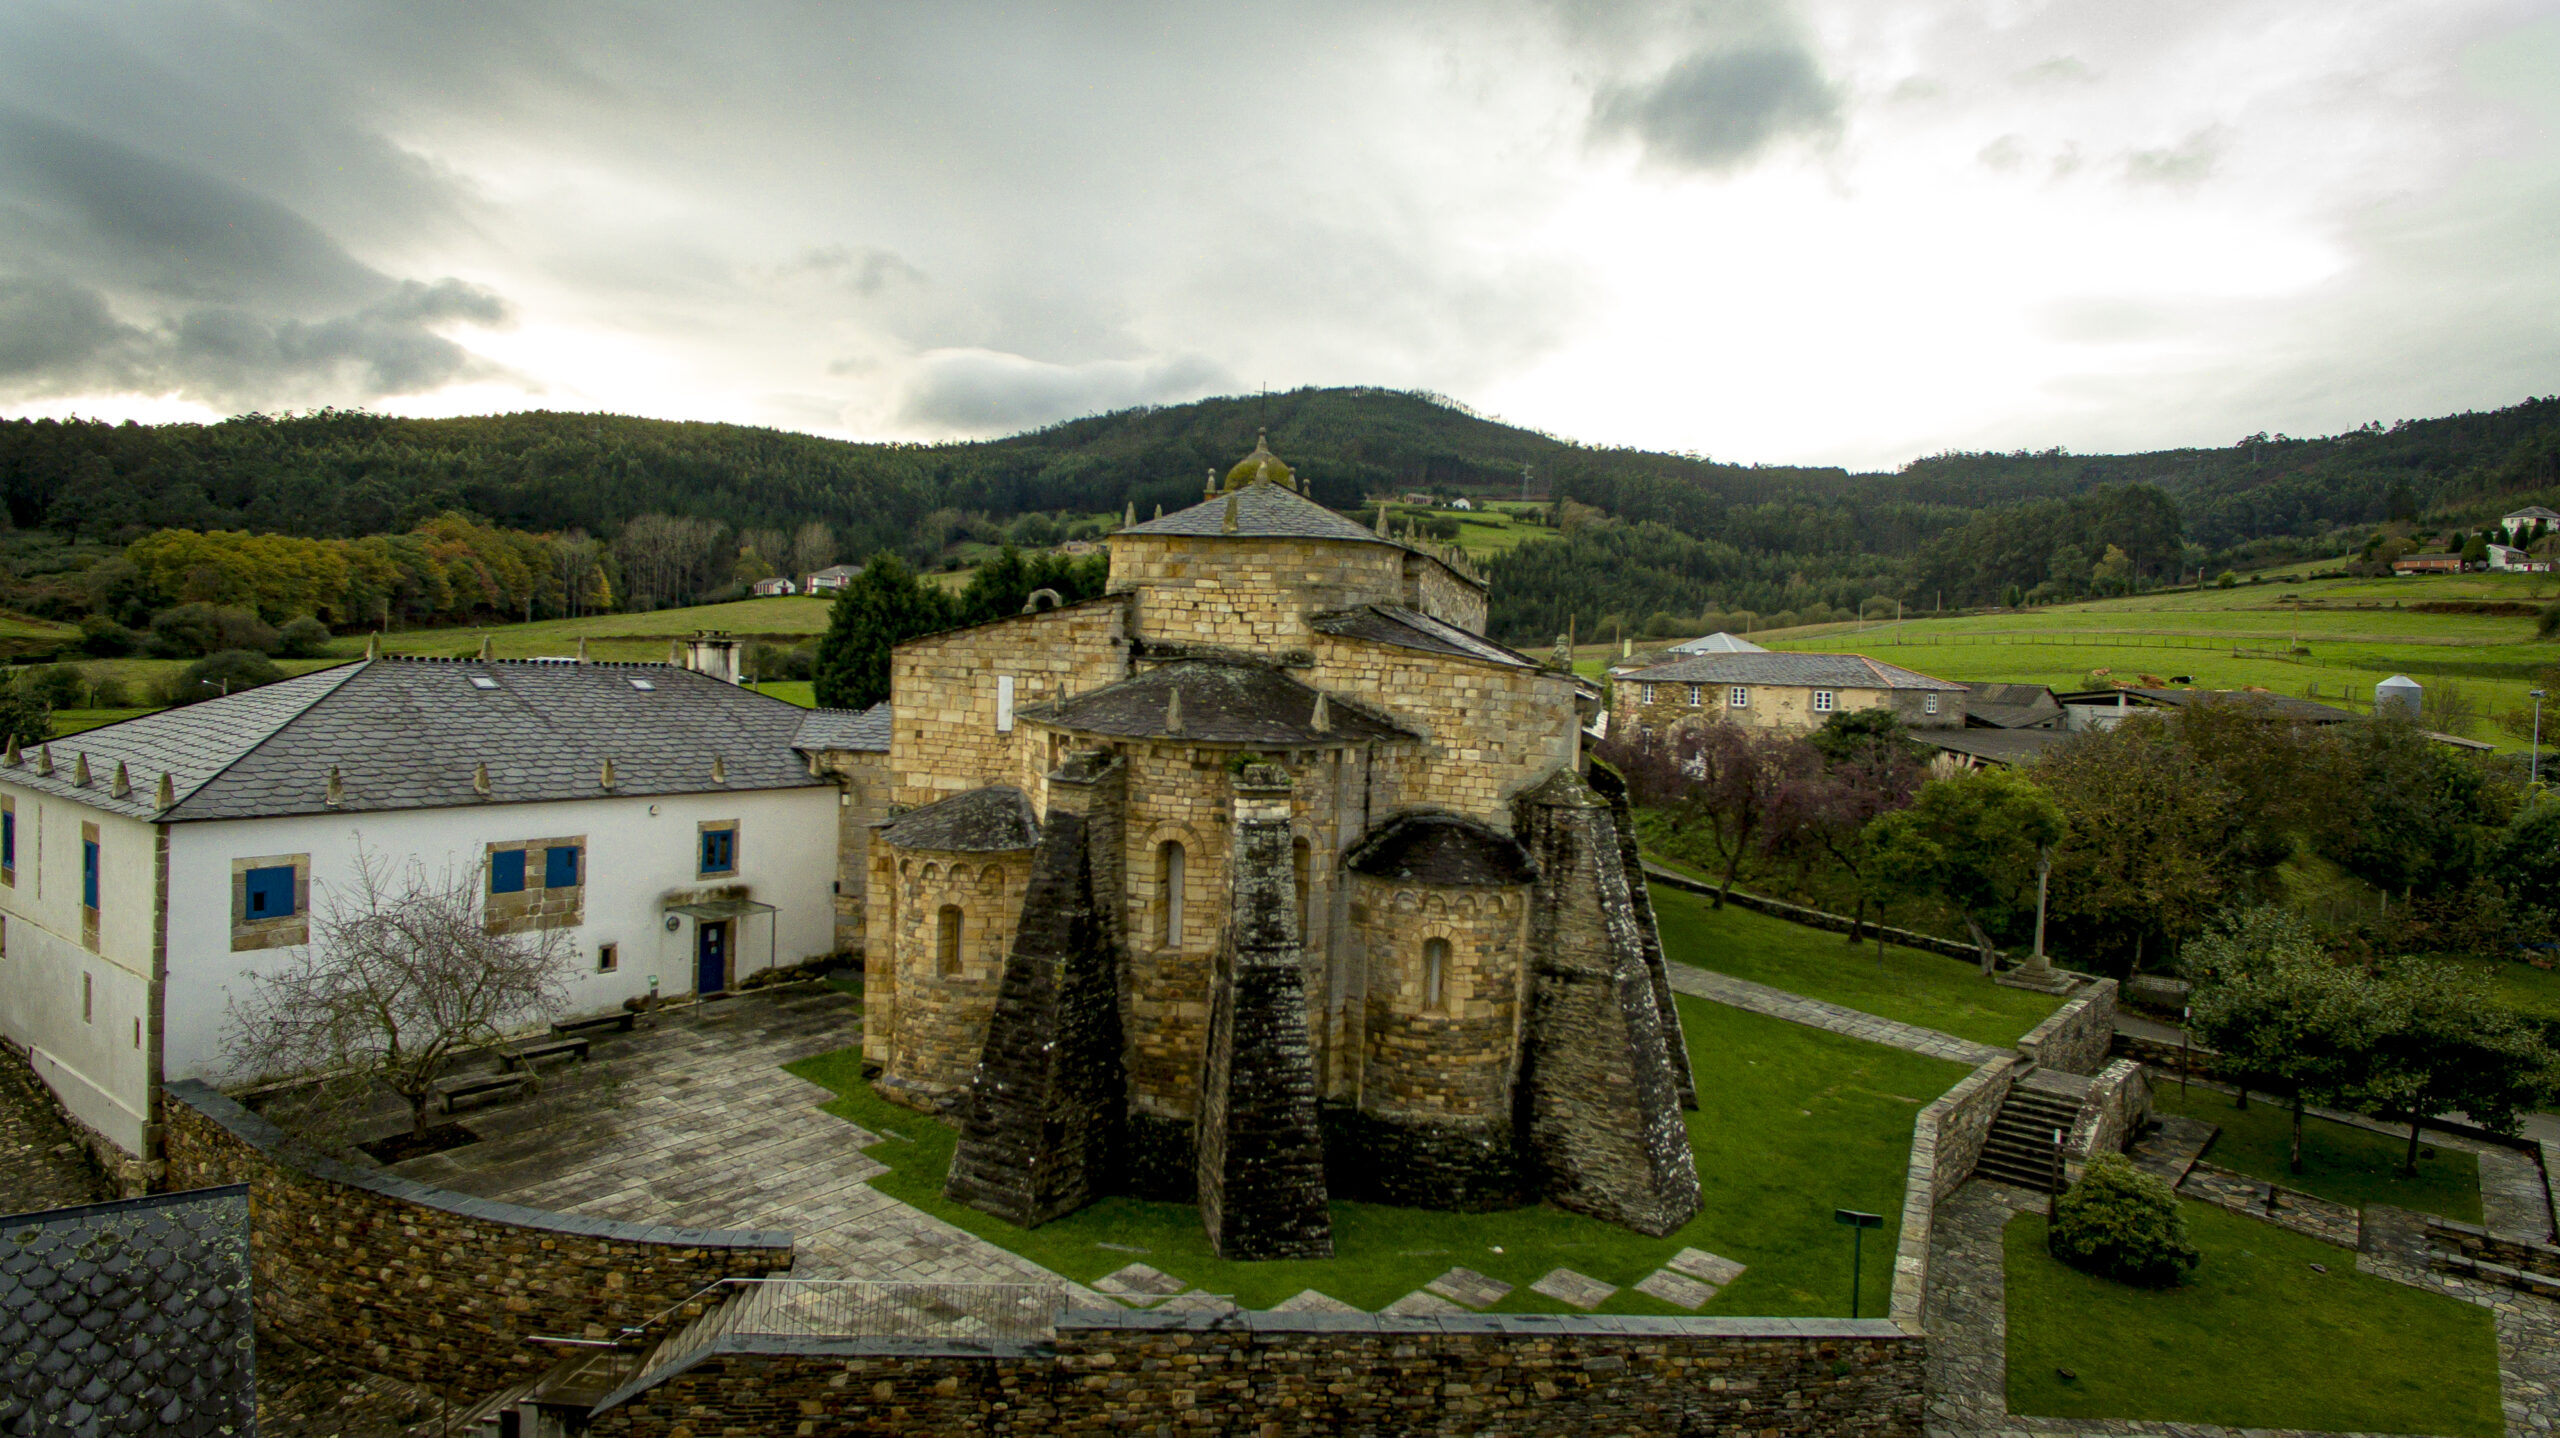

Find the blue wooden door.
[{"left": 696, "top": 920, "right": 728, "bottom": 994}]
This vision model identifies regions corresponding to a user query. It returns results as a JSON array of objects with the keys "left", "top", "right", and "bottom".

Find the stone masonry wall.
[
  {"left": 1309, "top": 635, "right": 1578, "bottom": 830},
  {"left": 1616, "top": 681, "right": 1915, "bottom": 739},
  {"left": 160, "top": 1081, "right": 791, "bottom": 1400},
  {"left": 877, "top": 848, "right": 1034, "bottom": 1111},
  {"left": 586, "top": 1312, "right": 1926, "bottom": 1437},
  {"left": 1887, "top": 1053, "right": 2018, "bottom": 1328},
  {"left": 890, "top": 600, "right": 1129, "bottom": 810},
  {"left": 809, "top": 748, "right": 890, "bottom": 955},
  {"left": 2015, "top": 979, "right": 2116, "bottom": 1077},
  {"left": 2064, "top": 1059, "right": 2151, "bottom": 1174},
  {"left": 1109, "top": 534, "right": 1405, "bottom": 652},
  {"left": 1117, "top": 742, "right": 1229, "bottom": 1133},
  {"left": 1350, "top": 877, "right": 1526, "bottom": 1122},
  {"left": 1406, "top": 553, "right": 1491, "bottom": 633}
]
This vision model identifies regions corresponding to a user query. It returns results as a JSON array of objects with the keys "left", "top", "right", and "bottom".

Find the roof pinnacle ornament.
[
  {"left": 1165, "top": 686, "right": 1184, "bottom": 735},
  {"left": 473, "top": 761, "right": 492, "bottom": 797}
]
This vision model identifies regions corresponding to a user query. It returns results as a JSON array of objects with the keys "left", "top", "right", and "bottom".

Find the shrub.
[
  {"left": 147, "top": 603, "right": 278, "bottom": 660},
  {"left": 2540, "top": 600, "right": 2558, "bottom": 641},
  {"left": 78, "top": 616, "right": 139, "bottom": 657},
  {"left": 89, "top": 677, "right": 132, "bottom": 709},
  {"left": 170, "top": 649, "right": 283, "bottom": 705},
  {"left": 273, "top": 616, "right": 334, "bottom": 659},
  {"left": 20, "top": 664, "right": 85, "bottom": 710},
  {"left": 2217, "top": 570, "right": 2237, "bottom": 588},
  {"left": 0, "top": 685, "right": 51, "bottom": 746},
  {"left": 2048, "top": 1153, "right": 2201, "bottom": 1286}
]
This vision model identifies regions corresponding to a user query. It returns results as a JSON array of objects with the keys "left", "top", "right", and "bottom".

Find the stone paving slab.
[
  {"left": 1634, "top": 1269, "right": 1718, "bottom": 1309},
  {"left": 1662, "top": 963, "right": 2010, "bottom": 1065},
  {"left": 1423, "top": 1266, "right": 1513, "bottom": 1309},
  {"left": 1529, "top": 1267, "right": 1617, "bottom": 1310},
  {"left": 2177, "top": 1161, "right": 2360, "bottom": 1250},
  {"left": 0, "top": 1048, "right": 114, "bottom": 1214},
  {"left": 1270, "top": 1289, "right": 1358, "bottom": 1314},
  {"left": 1383, "top": 1289, "right": 1467, "bottom": 1316},
  {"left": 1668, "top": 1246, "right": 1748, "bottom": 1286},
  {"left": 1156, "top": 1292, "right": 1240, "bottom": 1315},
  {"left": 1092, "top": 1263, "right": 1189, "bottom": 1305}
]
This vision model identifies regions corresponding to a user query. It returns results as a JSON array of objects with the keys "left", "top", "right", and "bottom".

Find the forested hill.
[{"left": 4, "top": 386, "right": 2555, "bottom": 640}]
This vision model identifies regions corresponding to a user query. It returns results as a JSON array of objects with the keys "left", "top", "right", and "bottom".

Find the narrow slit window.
[
  {"left": 1157, "top": 841, "right": 1186, "bottom": 948},
  {"left": 936, "top": 905, "right": 964, "bottom": 977},
  {"left": 81, "top": 972, "right": 92, "bottom": 1024},
  {"left": 1422, "top": 937, "right": 1450, "bottom": 1013},
  {"left": 81, "top": 837, "right": 99, "bottom": 912},
  {"left": 597, "top": 942, "right": 619, "bottom": 973}
]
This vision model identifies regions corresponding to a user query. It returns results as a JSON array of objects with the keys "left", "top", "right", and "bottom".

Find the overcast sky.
[{"left": 1, "top": 1, "right": 2553, "bottom": 469}]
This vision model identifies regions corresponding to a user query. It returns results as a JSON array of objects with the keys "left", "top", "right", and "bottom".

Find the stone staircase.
[{"left": 1973, "top": 1075, "right": 2084, "bottom": 1193}]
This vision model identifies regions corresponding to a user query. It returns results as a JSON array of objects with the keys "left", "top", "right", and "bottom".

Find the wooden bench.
[
  {"left": 552, "top": 1011, "right": 638, "bottom": 1037},
  {"left": 435, "top": 1071, "right": 534, "bottom": 1114},
  {"left": 498, "top": 1036, "right": 590, "bottom": 1071}
]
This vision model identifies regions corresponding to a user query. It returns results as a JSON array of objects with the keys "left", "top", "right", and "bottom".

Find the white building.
[
  {"left": 804, "top": 564, "right": 864, "bottom": 594},
  {"left": 751, "top": 576, "right": 798, "bottom": 596},
  {"left": 2499, "top": 506, "right": 2560, "bottom": 543},
  {"left": 0, "top": 656, "right": 845, "bottom": 1170}
]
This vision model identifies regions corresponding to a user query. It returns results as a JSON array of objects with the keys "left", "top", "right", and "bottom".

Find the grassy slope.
[
  {"left": 1650, "top": 883, "right": 2062, "bottom": 1048},
  {"left": 2149, "top": 1084, "right": 2483, "bottom": 1223},
  {"left": 2005, "top": 1202, "right": 2503, "bottom": 1436},
  {"left": 787, "top": 992, "right": 1964, "bottom": 1314}
]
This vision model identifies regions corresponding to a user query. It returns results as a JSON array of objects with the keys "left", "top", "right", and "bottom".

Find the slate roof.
[
  {"left": 3, "top": 658, "right": 825, "bottom": 823},
  {"left": 1119, "top": 479, "right": 1395, "bottom": 547},
  {"left": 1664, "top": 631, "right": 1767, "bottom": 655},
  {"left": 2504, "top": 505, "right": 2560, "bottom": 521},
  {"left": 1023, "top": 659, "right": 1414, "bottom": 746},
  {"left": 1962, "top": 682, "right": 2065, "bottom": 729},
  {"left": 1345, "top": 812, "right": 1538, "bottom": 887},
  {"left": 1913, "top": 728, "right": 2073, "bottom": 767},
  {"left": 879, "top": 786, "right": 1041, "bottom": 852},
  {"left": 1309, "top": 605, "right": 1538, "bottom": 669},
  {"left": 1619, "top": 651, "right": 1968, "bottom": 692},
  {"left": 0, "top": 1185, "right": 254, "bottom": 1436},
  {"left": 2053, "top": 688, "right": 2357, "bottom": 724},
  {"left": 793, "top": 702, "right": 894, "bottom": 754}
]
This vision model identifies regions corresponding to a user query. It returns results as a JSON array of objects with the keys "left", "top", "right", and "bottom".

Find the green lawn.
[
  {"left": 2150, "top": 1084, "right": 2483, "bottom": 1224},
  {"left": 2005, "top": 1201, "right": 2503, "bottom": 1436},
  {"left": 2448, "top": 953, "right": 2560, "bottom": 1024},
  {"left": 745, "top": 680, "right": 818, "bottom": 707},
  {"left": 787, "top": 991, "right": 1965, "bottom": 1314},
  {"left": 1651, "top": 884, "right": 2062, "bottom": 1048}
]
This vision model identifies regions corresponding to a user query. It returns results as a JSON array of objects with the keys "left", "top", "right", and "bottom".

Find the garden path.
[
  {"left": 1923, "top": 1177, "right": 2560, "bottom": 1438},
  {"left": 1661, "top": 963, "right": 2009, "bottom": 1066}
]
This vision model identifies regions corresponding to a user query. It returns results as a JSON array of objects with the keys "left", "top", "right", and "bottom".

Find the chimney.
[
  {"left": 365, "top": 632, "right": 380, "bottom": 660},
  {"left": 1205, "top": 467, "right": 1219, "bottom": 500},
  {"left": 1124, "top": 500, "right": 1136, "bottom": 528},
  {"left": 682, "top": 631, "right": 742, "bottom": 684}
]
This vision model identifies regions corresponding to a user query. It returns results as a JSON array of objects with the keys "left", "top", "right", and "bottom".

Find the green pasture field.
[
  {"left": 2004, "top": 1201, "right": 2502, "bottom": 1436},
  {"left": 789, "top": 990, "right": 1965, "bottom": 1315},
  {"left": 2148, "top": 1085, "right": 2483, "bottom": 1224}
]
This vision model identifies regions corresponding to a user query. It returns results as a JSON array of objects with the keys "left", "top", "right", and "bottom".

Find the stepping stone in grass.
[
  {"left": 1157, "top": 1291, "right": 1239, "bottom": 1315},
  {"left": 1634, "top": 1269, "right": 1718, "bottom": 1310},
  {"left": 1423, "top": 1266, "right": 1514, "bottom": 1309},
  {"left": 1092, "top": 1262, "right": 1188, "bottom": 1306},
  {"left": 1269, "top": 1289, "right": 1359, "bottom": 1314},
  {"left": 1529, "top": 1268, "right": 1618, "bottom": 1311},
  {"left": 1667, "top": 1248, "right": 1748, "bottom": 1287},
  {"left": 1383, "top": 1289, "right": 1468, "bottom": 1316}
]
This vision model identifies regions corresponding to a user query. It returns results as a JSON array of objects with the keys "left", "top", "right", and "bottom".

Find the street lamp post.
[{"left": 1834, "top": 1208, "right": 1883, "bottom": 1318}]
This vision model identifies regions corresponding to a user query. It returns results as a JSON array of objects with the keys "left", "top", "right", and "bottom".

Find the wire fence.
[{"left": 645, "top": 1279, "right": 1062, "bottom": 1371}]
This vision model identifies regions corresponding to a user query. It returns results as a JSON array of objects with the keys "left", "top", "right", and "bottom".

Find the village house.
[
  {"left": 1611, "top": 650, "right": 1968, "bottom": 738},
  {"left": 804, "top": 563, "right": 864, "bottom": 594},
  {"left": 0, "top": 642, "right": 847, "bottom": 1182},
  {"left": 751, "top": 576, "right": 798, "bottom": 596},
  {"left": 2499, "top": 505, "right": 2560, "bottom": 544}
]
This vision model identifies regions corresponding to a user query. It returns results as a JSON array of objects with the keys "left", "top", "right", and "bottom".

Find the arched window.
[
  {"left": 1157, "top": 841, "right": 1186, "bottom": 948},
  {"left": 1291, "top": 837, "right": 1311, "bottom": 939},
  {"left": 936, "top": 905, "right": 963, "bottom": 977},
  {"left": 1422, "top": 937, "right": 1450, "bottom": 1013}
]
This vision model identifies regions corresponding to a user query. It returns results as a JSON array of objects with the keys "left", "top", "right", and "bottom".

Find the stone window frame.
[
  {"left": 1924, "top": 692, "right": 1941, "bottom": 715},
  {"left": 1812, "top": 689, "right": 1836, "bottom": 714},
  {"left": 484, "top": 835, "right": 588, "bottom": 936},
  {"left": 230, "top": 852, "right": 312, "bottom": 952},
  {"left": 1641, "top": 683, "right": 1656, "bottom": 705},
  {"left": 1420, "top": 935, "right": 1452, "bottom": 1014},
  {"left": 597, "top": 941, "right": 619, "bottom": 973},
  {"left": 698, "top": 819, "right": 740, "bottom": 878},
  {"left": 1137, "top": 821, "right": 1210, "bottom": 955},
  {"left": 935, "top": 903, "right": 964, "bottom": 977},
  {"left": 1686, "top": 684, "right": 1702, "bottom": 707}
]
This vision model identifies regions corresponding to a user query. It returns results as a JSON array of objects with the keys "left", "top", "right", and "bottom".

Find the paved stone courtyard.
[{"left": 0, "top": 1048, "right": 114, "bottom": 1215}]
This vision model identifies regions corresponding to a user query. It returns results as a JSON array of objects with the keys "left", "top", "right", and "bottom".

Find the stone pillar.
[
  {"left": 942, "top": 754, "right": 1129, "bottom": 1228},
  {"left": 1196, "top": 763, "right": 1333, "bottom": 1260},
  {"left": 1513, "top": 769, "right": 1702, "bottom": 1237},
  {"left": 1587, "top": 759, "right": 1698, "bottom": 1111}
]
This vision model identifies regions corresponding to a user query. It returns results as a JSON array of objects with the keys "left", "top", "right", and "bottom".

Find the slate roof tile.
[
  {"left": 1024, "top": 659, "right": 1414, "bottom": 746},
  {"left": 793, "top": 702, "right": 893, "bottom": 754},
  {"left": 1346, "top": 812, "right": 1538, "bottom": 886},
  {"left": 1619, "top": 651, "right": 1968, "bottom": 692},
  {"left": 879, "top": 786, "right": 1041, "bottom": 852},
  {"left": 1119, "top": 479, "right": 1391, "bottom": 546},
  {"left": 1309, "top": 605, "right": 1538, "bottom": 669}
]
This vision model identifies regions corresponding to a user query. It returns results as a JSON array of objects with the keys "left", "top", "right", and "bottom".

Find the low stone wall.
[
  {"left": 2427, "top": 1216, "right": 2560, "bottom": 1279},
  {"left": 160, "top": 1080, "right": 794, "bottom": 1400},
  {"left": 2015, "top": 979, "right": 2116, "bottom": 1076},
  {"left": 1888, "top": 1053, "right": 2018, "bottom": 1328},
  {"left": 588, "top": 1311, "right": 1927, "bottom": 1436},
  {"left": 1640, "top": 868, "right": 1989, "bottom": 965},
  {"left": 2110, "top": 1029, "right": 2219, "bottom": 1080},
  {"left": 2064, "top": 1059, "right": 2150, "bottom": 1176}
]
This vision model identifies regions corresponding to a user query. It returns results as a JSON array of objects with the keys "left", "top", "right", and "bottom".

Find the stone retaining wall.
[
  {"left": 2015, "top": 979, "right": 2115, "bottom": 1076},
  {"left": 588, "top": 1311, "right": 1927, "bottom": 1436},
  {"left": 160, "top": 1080, "right": 793, "bottom": 1399},
  {"left": 1639, "top": 869, "right": 1989, "bottom": 964},
  {"left": 2427, "top": 1216, "right": 2560, "bottom": 1279},
  {"left": 2064, "top": 1059, "right": 2151, "bottom": 1175},
  {"left": 2110, "top": 1029, "right": 2219, "bottom": 1080},
  {"left": 1888, "top": 1053, "right": 2019, "bottom": 1328}
]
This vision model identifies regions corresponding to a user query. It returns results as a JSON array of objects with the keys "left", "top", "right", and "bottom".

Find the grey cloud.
[
  {"left": 779, "top": 246, "right": 927, "bottom": 297},
  {"left": 0, "top": 274, "right": 139, "bottom": 382},
  {"left": 1591, "top": 43, "right": 1839, "bottom": 171},
  {"left": 891, "top": 350, "right": 1230, "bottom": 435}
]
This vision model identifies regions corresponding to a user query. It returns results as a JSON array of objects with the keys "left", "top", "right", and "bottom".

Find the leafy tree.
[
  {"left": 2327, "top": 716, "right": 2499, "bottom": 895},
  {"left": 812, "top": 552, "right": 955, "bottom": 710},
  {"left": 2362, "top": 959, "right": 2559, "bottom": 1174},
  {"left": 2490, "top": 801, "right": 2560, "bottom": 898},
  {"left": 147, "top": 603, "right": 278, "bottom": 660},
  {"left": 78, "top": 615, "right": 138, "bottom": 657},
  {"left": 274, "top": 616, "right": 334, "bottom": 659},
  {"left": 0, "top": 684, "right": 51, "bottom": 747},
  {"left": 224, "top": 847, "right": 576, "bottom": 1142},
  {"left": 2185, "top": 909, "right": 2377, "bottom": 1172},
  {"left": 172, "top": 650, "right": 283, "bottom": 705},
  {"left": 1599, "top": 720, "right": 1820, "bottom": 908},
  {"left": 2167, "top": 696, "right": 2359, "bottom": 878},
  {"left": 1792, "top": 710, "right": 1924, "bottom": 943},
  {"left": 2049, "top": 1154, "right": 2201, "bottom": 1287},
  {"left": 1864, "top": 768, "right": 2067, "bottom": 970},
  {"left": 2033, "top": 719, "right": 2241, "bottom": 974}
]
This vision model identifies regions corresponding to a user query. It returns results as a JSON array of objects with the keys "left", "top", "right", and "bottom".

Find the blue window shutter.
[
  {"left": 545, "top": 845, "right": 581, "bottom": 888},
  {"left": 82, "top": 841, "right": 98, "bottom": 909},
  {"left": 701, "top": 828, "right": 734, "bottom": 874},
  {"left": 490, "top": 849, "right": 527, "bottom": 894},
  {"left": 244, "top": 866, "right": 295, "bottom": 919},
  {"left": 3, "top": 811, "right": 12, "bottom": 868}
]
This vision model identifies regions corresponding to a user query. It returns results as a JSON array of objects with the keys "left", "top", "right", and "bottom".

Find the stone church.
[{"left": 844, "top": 437, "right": 1701, "bottom": 1259}]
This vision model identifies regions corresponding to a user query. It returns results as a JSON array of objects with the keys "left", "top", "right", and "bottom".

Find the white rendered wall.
[
  {"left": 0, "top": 781, "right": 161, "bottom": 1154},
  {"left": 161, "top": 784, "right": 839, "bottom": 1085}
]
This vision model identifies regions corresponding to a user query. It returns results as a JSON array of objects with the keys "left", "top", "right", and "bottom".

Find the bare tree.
[
  {"left": 225, "top": 845, "right": 576, "bottom": 1142},
  {"left": 788, "top": 521, "right": 836, "bottom": 582},
  {"left": 739, "top": 527, "right": 789, "bottom": 582},
  {"left": 549, "top": 531, "right": 607, "bottom": 618}
]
